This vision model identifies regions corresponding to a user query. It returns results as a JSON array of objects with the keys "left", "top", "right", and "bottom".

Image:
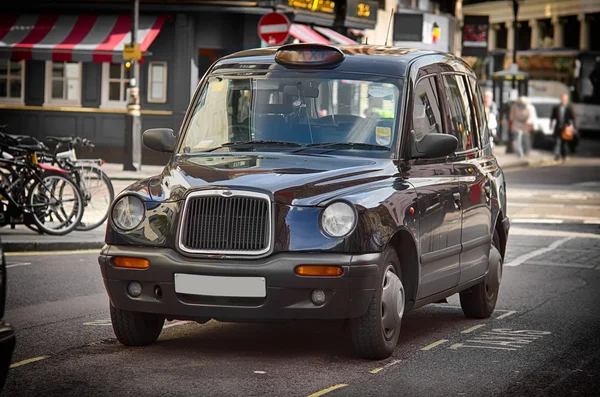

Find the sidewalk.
[{"left": 1, "top": 147, "right": 557, "bottom": 253}]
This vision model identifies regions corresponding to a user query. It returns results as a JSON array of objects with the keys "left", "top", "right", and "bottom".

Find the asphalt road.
[{"left": 3, "top": 157, "right": 600, "bottom": 397}]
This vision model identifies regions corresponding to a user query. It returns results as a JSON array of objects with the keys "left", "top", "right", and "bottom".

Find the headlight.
[
  {"left": 112, "top": 195, "right": 145, "bottom": 231},
  {"left": 320, "top": 202, "right": 356, "bottom": 238}
]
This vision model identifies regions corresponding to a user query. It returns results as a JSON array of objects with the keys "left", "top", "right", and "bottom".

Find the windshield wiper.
[
  {"left": 291, "top": 142, "right": 389, "bottom": 153},
  {"left": 200, "top": 140, "right": 302, "bottom": 152}
]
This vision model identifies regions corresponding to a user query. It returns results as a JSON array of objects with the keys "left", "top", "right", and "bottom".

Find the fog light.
[
  {"left": 311, "top": 289, "right": 326, "bottom": 304},
  {"left": 128, "top": 281, "right": 142, "bottom": 297}
]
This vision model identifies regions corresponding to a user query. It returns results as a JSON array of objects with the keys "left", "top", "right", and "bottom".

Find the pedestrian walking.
[
  {"left": 509, "top": 96, "right": 535, "bottom": 158},
  {"left": 550, "top": 93, "right": 577, "bottom": 161},
  {"left": 484, "top": 90, "right": 499, "bottom": 145}
]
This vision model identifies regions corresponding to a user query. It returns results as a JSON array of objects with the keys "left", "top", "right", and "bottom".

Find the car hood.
[{"left": 144, "top": 153, "right": 397, "bottom": 206}]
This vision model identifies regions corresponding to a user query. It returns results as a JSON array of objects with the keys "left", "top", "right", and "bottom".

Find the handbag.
[{"left": 561, "top": 124, "right": 574, "bottom": 141}]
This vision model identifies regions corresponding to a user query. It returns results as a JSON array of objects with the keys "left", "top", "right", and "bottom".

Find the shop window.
[
  {"left": 44, "top": 61, "right": 81, "bottom": 106},
  {"left": 412, "top": 75, "right": 443, "bottom": 141},
  {"left": 147, "top": 62, "right": 167, "bottom": 103},
  {"left": 101, "top": 62, "right": 130, "bottom": 108},
  {"left": 0, "top": 60, "right": 24, "bottom": 104}
]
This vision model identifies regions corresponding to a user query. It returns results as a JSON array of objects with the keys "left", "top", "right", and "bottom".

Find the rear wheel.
[
  {"left": 74, "top": 166, "right": 114, "bottom": 231},
  {"left": 350, "top": 247, "right": 404, "bottom": 359},
  {"left": 460, "top": 229, "right": 503, "bottom": 319},
  {"left": 110, "top": 304, "right": 165, "bottom": 346}
]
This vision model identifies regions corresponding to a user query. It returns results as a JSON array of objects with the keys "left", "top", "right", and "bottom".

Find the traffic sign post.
[{"left": 257, "top": 12, "right": 291, "bottom": 46}]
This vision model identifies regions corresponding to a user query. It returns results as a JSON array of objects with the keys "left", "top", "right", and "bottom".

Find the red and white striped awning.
[
  {"left": 0, "top": 14, "right": 166, "bottom": 63},
  {"left": 313, "top": 27, "right": 357, "bottom": 45},
  {"left": 289, "top": 24, "right": 330, "bottom": 45}
]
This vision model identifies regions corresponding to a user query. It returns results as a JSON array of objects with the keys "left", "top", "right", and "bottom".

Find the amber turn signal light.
[
  {"left": 295, "top": 265, "right": 343, "bottom": 277},
  {"left": 113, "top": 257, "right": 150, "bottom": 269}
]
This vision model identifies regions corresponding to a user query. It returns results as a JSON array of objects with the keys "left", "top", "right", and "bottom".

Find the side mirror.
[
  {"left": 143, "top": 128, "right": 176, "bottom": 153},
  {"left": 409, "top": 131, "right": 458, "bottom": 159}
]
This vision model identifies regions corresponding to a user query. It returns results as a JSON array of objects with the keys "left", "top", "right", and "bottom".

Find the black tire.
[
  {"left": 350, "top": 247, "right": 404, "bottom": 360},
  {"left": 27, "top": 171, "right": 84, "bottom": 236},
  {"left": 110, "top": 304, "right": 165, "bottom": 346},
  {"left": 459, "top": 229, "right": 503, "bottom": 319},
  {"left": 75, "top": 166, "right": 114, "bottom": 231}
]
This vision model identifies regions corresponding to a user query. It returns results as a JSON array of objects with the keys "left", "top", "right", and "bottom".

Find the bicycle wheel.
[
  {"left": 74, "top": 166, "right": 114, "bottom": 231},
  {"left": 27, "top": 171, "right": 84, "bottom": 235}
]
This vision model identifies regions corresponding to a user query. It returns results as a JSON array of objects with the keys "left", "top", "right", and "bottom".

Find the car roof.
[{"left": 214, "top": 44, "right": 469, "bottom": 77}]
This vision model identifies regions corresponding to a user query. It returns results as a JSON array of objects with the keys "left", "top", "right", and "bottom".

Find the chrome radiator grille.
[{"left": 179, "top": 191, "right": 271, "bottom": 254}]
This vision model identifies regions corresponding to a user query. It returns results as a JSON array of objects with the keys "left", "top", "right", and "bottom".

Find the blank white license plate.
[{"left": 174, "top": 274, "right": 266, "bottom": 298}]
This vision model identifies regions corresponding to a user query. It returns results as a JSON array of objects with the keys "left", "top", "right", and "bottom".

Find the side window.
[
  {"left": 468, "top": 77, "right": 490, "bottom": 147},
  {"left": 412, "top": 76, "right": 443, "bottom": 141},
  {"left": 441, "top": 74, "right": 477, "bottom": 151}
]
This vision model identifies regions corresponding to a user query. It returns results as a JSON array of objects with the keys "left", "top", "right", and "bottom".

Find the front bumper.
[{"left": 98, "top": 246, "right": 381, "bottom": 321}]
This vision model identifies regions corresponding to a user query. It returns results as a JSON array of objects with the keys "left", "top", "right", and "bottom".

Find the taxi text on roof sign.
[{"left": 275, "top": 44, "right": 344, "bottom": 67}]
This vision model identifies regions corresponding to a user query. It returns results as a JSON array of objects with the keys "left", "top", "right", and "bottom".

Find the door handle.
[{"left": 453, "top": 192, "right": 461, "bottom": 209}]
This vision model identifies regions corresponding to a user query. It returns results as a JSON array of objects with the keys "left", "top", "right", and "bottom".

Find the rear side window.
[
  {"left": 412, "top": 76, "right": 443, "bottom": 141},
  {"left": 441, "top": 74, "right": 478, "bottom": 151},
  {"left": 468, "top": 76, "right": 490, "bottom": 147}
]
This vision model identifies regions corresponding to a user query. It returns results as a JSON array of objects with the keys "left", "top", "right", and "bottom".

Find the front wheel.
[
  {"left": 110, "top": 304, "right": 165, "bottom": 346},
  {"left": 350, "top": 248, "right": 404, "bottom": 359},
  {"left": 459, "top": 230, "right": 503, "bottom": 319}
]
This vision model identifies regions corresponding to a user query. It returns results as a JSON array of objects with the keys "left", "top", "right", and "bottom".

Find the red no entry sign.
[{"left": 257, "top": 12, "right": 290, "bottom": 46}]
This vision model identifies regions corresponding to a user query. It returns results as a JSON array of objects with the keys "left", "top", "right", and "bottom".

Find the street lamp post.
[
  {"left": 505, "top": 0, "right": 519, "bottom": 153},
  {"left": 123, "top": 0, "right": 141, "bottom": 171}
]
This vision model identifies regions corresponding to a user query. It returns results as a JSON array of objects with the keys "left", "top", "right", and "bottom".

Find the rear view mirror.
[
  {"left": 409, "top": 131, "right": 457, "bottom": 159},
  {"left": 143, "top": 128, "right": 176, "bottom": 153}
]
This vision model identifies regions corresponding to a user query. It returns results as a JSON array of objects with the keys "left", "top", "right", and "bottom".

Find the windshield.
[{"left": 179, "top": 72, "right": 403, "bottom": 155}]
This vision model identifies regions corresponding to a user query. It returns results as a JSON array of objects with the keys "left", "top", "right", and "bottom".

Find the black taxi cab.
[{"left": 99, "top": 44, "right": 509, "bottom": 360}]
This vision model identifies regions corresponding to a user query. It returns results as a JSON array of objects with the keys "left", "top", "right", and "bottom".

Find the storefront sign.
[
  {"left": 462, "top": 15, "right": 489, "bottom": 57},
  {"left": 287, "top": 0, "right": 335, "bottom": 14},
  {"left": 393, "top": 12, "right": 450, "bottom": 52},
  {"left": 346, "top": 0, "right": 378, "bottom": 26}
]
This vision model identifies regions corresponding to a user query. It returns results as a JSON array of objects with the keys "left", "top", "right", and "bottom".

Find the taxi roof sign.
[
  {"left": 275, "top": 44, "right": 344, "bottom": 68},
  {"left": 123, "top": 43, "right": 142, "bottom": 61}
]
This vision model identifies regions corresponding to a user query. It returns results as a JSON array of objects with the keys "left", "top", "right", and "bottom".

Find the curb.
[{"left": 2, "top": 241, "right": 104, "bottom": 253}]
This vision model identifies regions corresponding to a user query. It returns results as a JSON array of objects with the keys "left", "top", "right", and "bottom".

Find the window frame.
[
  {"left": 440, "top": 72, "right": 479, "bottom": 153},
  {"left": 44, "top": 61, "right": 82, "bottom": 107},
  {"left": 411, "top": 73, "right": 444, "bottom": 141},
  {"left": 0, "top": 59, "right": 25, "bottom": 105},
  {"left": 147, "top": 61, "right": 167, "bottom": 103},
  {"left": 467, "top": 76, "right": 489, "bottom": 149},
  {"left": 101, "top": 62, "right": 130, "bottom": 109}
]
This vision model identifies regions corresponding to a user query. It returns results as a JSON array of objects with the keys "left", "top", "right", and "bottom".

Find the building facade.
[{"left": 0, "top": 0, "right": 378, "bottom": 165}]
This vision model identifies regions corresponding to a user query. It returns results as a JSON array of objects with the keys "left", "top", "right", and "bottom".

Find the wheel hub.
[{"left": 381, "top": 266, "right": 404, "bottom": 340}]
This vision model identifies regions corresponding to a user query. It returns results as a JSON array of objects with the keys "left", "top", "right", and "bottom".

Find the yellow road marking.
[
  {"left": 369, "top": 359, "right": 401, "bottom": 374},
  {"left": 10, "top": 356, "right": 49, "bottom": 368},
  {"left": 163, "top": 321, "right": 193, "bottom": 329},
  {"left": 420, "top": 339, "right": 448, "bottom": 351},
  {"left": 449, "top": 343, "right": 464, "bottom": 350},
  {"left": 306, "top": 384, "right": 348, "bottom": 397},
  {"left": 5, "top": 249, "right": 100, "bottom": 257},
  {"left": 461, "top": 324, "right": 486, "bottom": 334},
  {"left": 496, "top": 311, "right": 517, "bottom": 320}
]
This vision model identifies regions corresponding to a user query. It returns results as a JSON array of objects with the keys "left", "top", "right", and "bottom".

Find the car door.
[
  {"left": 440, "top": 73, "right": 493, "bottom": 284},
  {"left": 405, "top": 67, "right": 462, "bottom": 300}
]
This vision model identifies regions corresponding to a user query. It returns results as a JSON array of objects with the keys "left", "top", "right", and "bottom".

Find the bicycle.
[
  {"left": 44, "top": 136, "right": 114, "bottom": 231},
  {"left": 0, "top": 133, "right": 85, "bottom": 235}
]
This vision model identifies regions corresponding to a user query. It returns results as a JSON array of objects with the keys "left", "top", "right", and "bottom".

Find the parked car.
[
  {"left": 99, "top": 44, "right": 509, "bottom": 360},
  {"left": 0, "top": 238, "right": 15, "bottom": 390}
]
